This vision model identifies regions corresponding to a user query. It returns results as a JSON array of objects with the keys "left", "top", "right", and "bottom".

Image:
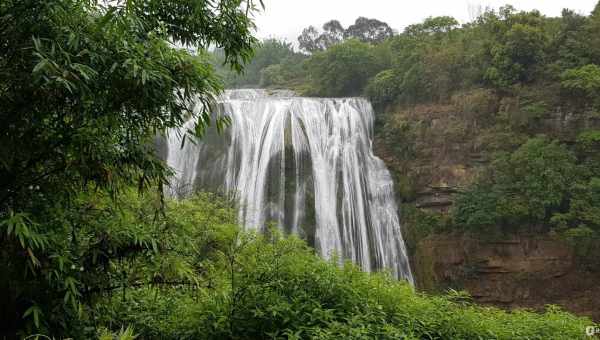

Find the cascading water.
[{"left": 166, "top": 89, "right": 413, "bottom": 284}]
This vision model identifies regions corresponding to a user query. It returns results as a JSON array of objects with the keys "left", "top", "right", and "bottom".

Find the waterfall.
[{"left": 166, "top": 89, "right": 413, "bottom": 283}]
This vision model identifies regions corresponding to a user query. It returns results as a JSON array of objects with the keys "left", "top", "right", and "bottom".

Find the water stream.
[{"left": 166, "top": 89, "right": 413, "bottom": 283}]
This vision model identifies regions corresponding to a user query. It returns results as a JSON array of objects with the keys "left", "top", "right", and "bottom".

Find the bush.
[
  {"left": 365, "top": 69, "right": 400, "bottom": 107},
  {"left": 453, "top": 137, "right": 578, "bottom": 230},
  {"left": 5, "top": 189, "right": 589, "bottom": 339},
  {"left": 259, "top": 64, "right": 285, "bottom": 87},
  {"left": 561, "top": 64, "right": 600, "bottom": 106},
  {"left": 454, "top": 186, "right": 503, "bottom": 231}
]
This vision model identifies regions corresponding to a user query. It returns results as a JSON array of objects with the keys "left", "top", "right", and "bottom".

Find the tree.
[
  {"left": 365, "top": 69, "right": 401, "bottom": 107},
  {"left": 454, "top": 137, "right": 578, "bottom": 230},
  {"left": 561, "top": 64, "right": 600, "bottom": 106},
  {"left": 548, "top": 9, "right": 590, "bottom": 72},
  {"left": 404, "top": 16, "right": 459, "bottom": 36},
  {"left": 345, "top": 17, "right": 394, "bottom": 43},
  {"left": 323, "top": 20, "right": 345, "bottom": 40},
  {"left": 316, "top": 20, "right": 345, "bottom": 50},
  {"left": 586, "top": 2, "right": 600, "bottom": 65},
  {"left": 0, "top": 0, "right": 259, "bottom": 335},
  {"left": 298, "top": 21, "right": 346, "bottom": 53},
  {"left": 479, "top": 8, "right": 548, "bottom": 87},
  {"left": 298, "top": 17, "right": 394, "bottom": 53},
  {"left": 306, "top": 39, "right": 383, "bottom": 96},
  {"left": 298, "top": 25, "right": 323, "bottom": 53}
]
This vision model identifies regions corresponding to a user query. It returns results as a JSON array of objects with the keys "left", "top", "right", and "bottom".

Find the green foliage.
[
  {"left": 0, "top": 0, "right": 260, "bottom": 336},
  {"left": 98, "top": 326, "right": 137, "bottom": 340},
  {"left": 379, "top": 15, "right": 468, "bottom": 104},
  {"left": 576, "top": 129, "right": 600, "bottom": 151},
  {"left": 552, "top": 178, "right": 600, "bottom": 232},
  {"left": 259, "top": 64, "right": 286, "bottom": 87},
  {"left": 493, "top": 138, "right": 576, "bottom": 221},
  {"left": 298, "top": 17, "right": 393, "bottom": 53},
  {"left": 306, "top": 39, "right": 384, "bottom": 96},
  {"left": 85, "top": 194, "right": 591, "bottom": 340},
  {"left": 454, "top": 137, "right": 578, "bottom": 230},
  {"left": 454, "top": 186, "right": 504, "bottom": 231},
  {"left": 2, "top": 1, "right": 599, "bottom": 338},
  {"left": 213, "top": 39, "right": 306, "bottom": 88},
  {"left": 220, "top": 4, "right": 600, "bottom": 101},
  {"left": 1, "top": 188, "right": 586, "bottom": 338},
  {"left": 0, "top": 0, "right": 258, "bottom": 207},
  {"left": 404, "top": 16, "right": 459, "bottom": 36},
  {"left": 452, "top": 129, "right": 599, "bottom": 235},
  {"left": 344, "top": 17, "right": 394, "bottom": 44},
  {"left": 547, "top": 9, "right": 590, "bottom": 73},
  {"left": 1, "top": 189, "right": 239, "bottom": 338},
  {"left": 289, "top": 7, "right": 565, "bottom": 99},
  {"left": 484, "top": 22, "right": 548, "bottom": 87},
  {"left": 561, "top": 64, "right": 600, "bottom": 106},
  {"left": 365, "top": 70, "right": 400, "bottom": 108},
  {"left": 401, "top": 205, "right": 451, "bottom": 256}
]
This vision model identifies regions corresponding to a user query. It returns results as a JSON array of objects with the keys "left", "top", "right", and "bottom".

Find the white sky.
[{"left": 253, "top": 0, "right": 598, "bottom": 43}]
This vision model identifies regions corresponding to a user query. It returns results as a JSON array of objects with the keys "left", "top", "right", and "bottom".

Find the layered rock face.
[
  {"left": 373, "top": 98, "right": 600, "bottom": 320},
  {"left": 414, "top": 235, "right": 600, "bottom": 320}
]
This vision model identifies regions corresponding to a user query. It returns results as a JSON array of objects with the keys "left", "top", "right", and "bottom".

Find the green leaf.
[{"left": 23, "top": 305, "right": 43, "bottom": 329}]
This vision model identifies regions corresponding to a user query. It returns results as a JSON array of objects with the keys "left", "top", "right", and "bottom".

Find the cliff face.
[
  {"left": 373, "top": 95, "right": 600, "bottom": 320},
  {"left": 414, "top": 234, "right": 600, "bottom": 321}
]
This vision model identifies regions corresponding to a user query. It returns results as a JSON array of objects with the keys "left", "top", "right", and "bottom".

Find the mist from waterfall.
[{"left": 166, "top": 89, "right": 413, "bottom": 284}]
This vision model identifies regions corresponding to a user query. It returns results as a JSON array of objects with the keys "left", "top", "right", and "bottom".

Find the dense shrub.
[
  {"left": 366, "top": 69, "right": 401, "bottom": 108},
  {"left": 454, "top": 137, "right": 578, "bottom": 230},
  {"left": 561, "top": 64, "right": 600, "bottom": 106}
]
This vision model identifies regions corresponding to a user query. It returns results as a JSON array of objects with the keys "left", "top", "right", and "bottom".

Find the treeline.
[{"left": 216, "top": 4, "right": 600, "bottom": 108}]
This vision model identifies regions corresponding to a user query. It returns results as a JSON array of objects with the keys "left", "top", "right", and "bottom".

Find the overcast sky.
[{"left": 253, "top": 0, "right": 598, "bottom": 43}]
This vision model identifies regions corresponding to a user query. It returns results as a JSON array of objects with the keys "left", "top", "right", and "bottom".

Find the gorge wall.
[
  {"left": 373, "top": 94, "right": 600, "bottom": 321},
  {"left": 413, "top": 234, "right": 600, "bottom": 321}
]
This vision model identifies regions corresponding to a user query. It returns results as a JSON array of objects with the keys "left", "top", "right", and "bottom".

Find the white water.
[{"left": 166, "top": 89, "right": 413, "bottom": 283}]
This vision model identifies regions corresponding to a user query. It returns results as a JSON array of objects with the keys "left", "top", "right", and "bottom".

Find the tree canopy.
[
  {"left": 298, "top": 17, "right": 394, "bottom": 53},
  {"left": 0, "top": 0, "right": 260, "bottom": 335}
]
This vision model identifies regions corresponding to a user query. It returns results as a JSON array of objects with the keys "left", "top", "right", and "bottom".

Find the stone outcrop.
[{"left": 414, "top": 234, "right": 600, "bottom": 321}]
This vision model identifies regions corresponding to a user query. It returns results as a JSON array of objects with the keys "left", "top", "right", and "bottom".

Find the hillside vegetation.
[
  {"left": 7, "top": 190, "right": 596, "bottom": 339},
  {"left": 215, "top": 4, "right": 600, "bottom": 264}
]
